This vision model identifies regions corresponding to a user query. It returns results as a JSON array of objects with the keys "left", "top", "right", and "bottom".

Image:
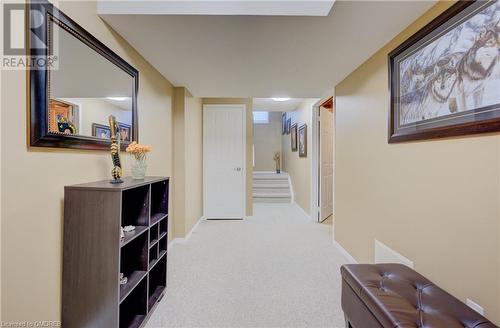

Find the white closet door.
[{"left": 203, "top": 104, "right": 246, "bottom": 219}]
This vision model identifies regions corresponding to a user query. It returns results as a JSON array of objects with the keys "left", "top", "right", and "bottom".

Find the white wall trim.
[
  {"left": 167, "top": 216, "right": 205, "bottom": 250},
  {"left": 332, "top": 239, "right": 358, "bottom": 264},
  {"left": 286, "top": 171, "right": 295, "bottom": 203},
  {"left": 293, "top": 201, "right": 311, "bottom": 220},
  {"left": 374, "top": 239, "right": 414, "bottom": 268}
]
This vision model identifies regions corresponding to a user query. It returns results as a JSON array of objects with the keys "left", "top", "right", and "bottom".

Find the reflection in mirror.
[{"left": 48, "top": 18, "right": 134, "bottom": 143}]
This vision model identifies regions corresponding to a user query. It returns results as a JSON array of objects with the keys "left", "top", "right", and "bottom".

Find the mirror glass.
[{"left": 48, "top": 19, "right": 134, "bottom": 143}]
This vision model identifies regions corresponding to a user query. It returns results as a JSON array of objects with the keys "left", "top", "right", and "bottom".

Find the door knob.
[{"left": 235, "top": 167, "right": 242, "bottom": 171}]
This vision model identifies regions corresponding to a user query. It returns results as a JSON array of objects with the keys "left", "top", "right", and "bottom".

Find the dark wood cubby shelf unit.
[{"left": 63, "top": 177, "right": 169, "bottom": 328}]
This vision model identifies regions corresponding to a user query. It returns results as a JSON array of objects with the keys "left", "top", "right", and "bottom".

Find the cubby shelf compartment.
[
  {"left": 120, "top": 270, "right": 147, "bottom": 303},
  {"left": 121, "top": 226, "right": 148, "bottom": 247},
  {"left": 151, "top": 180, "right": 169, "bottom": 224},
  {"left": 159, "top": 219, "right": 167, "bottom": 239},
  {"left": 63, "top": 177, "right": 169, "bottom": 328},
  {"left": 122, "top": 184, "right": 150, "bottom": 228},
  {"left": 148, "top": 255, "right": 167, "bottom": 310},
  {"left": 119, "top": 277, "right": 147, "bottom": 328},
  {"left": 150, "top": 248, "right": 167, "bottom": 271},
  {"left": 158, "top": 234, "right": 168, "bottom": 254},
  {"left": 149, "top": 244, "right": 158, "bottom": 268},
  {"left": 150, "top": 213, "right": 167, "bottom": 226},
  {"left": 149, "top": 223, "right": 159, "bottom": 248}
]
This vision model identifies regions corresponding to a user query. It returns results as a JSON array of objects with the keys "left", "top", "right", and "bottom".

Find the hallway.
[{"left": 146, "top": 203, "right": 347, "bottom": 327}]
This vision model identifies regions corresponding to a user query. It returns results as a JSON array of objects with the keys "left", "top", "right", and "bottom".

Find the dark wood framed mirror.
[{"left": 27, "top": 0, "right": 138, "bottom": 150}]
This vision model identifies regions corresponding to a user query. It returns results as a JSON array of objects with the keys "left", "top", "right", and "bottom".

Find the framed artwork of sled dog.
[{"left": 388, "top": 1, "right": 500, "bottom": 143}]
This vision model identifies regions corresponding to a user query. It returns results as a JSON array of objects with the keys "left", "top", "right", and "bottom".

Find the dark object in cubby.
[{"left": 63, "top": 177, "right": 169, "bottom": 328}]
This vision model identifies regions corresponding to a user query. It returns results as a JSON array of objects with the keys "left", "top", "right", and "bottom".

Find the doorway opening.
[{"left": 311, "top": 97, "right": 334, "bottom": 223}]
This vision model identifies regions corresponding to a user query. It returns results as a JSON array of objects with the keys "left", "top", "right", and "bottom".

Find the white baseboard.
[
  {"left": 185, "top": 216, "right": 204, "bottom": 240},
  {"left": 167, "top": 216, "right": 205, "bottom": 250},
  {"left": 374, "top": 239, "right": 414, "bottom": 268},
  {"left": 167, "top": 238, "right": 183, "bottom": 251},
  {"left": 332, "top": 239, "right": 358, "bottom": 264},
  {"left": 293, "top": 201, "right": 310, "bottom": 219},
  {"left": 287, "top": 173, "right": 294, "bottom": 203}
]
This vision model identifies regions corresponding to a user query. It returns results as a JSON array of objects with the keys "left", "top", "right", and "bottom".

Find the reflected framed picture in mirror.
[
  {"left": 91, "top": 123, "right": 111, "bottom": 140},
  {"left": 27, "top": 1, "right": 138, "bottom": 150},
  {"left": 118, "top": 123, "right": 131, "bottom": 143}
]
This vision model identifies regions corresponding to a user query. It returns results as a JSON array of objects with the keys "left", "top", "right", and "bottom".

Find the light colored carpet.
[{"left": 146, "top": 203, "right": 348, "bottom": 328}]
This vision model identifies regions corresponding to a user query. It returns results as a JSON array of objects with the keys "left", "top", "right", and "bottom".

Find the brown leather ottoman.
[{"left": 341, "top": 263, "right": 498, "bottom": 328}]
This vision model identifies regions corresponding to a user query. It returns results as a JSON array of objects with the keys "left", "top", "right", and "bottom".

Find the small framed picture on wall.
[
  {"left": 298, "top": 124, "right": 307, "bottom": 157},
  {"left": 291, "top": 123, "right": 297, "bottom": 151},
  {"left": 282, "top": 113, "right": 287, "bottom": 135}
]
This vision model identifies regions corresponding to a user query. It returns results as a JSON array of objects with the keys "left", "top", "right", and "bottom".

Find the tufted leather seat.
[{"left": 341, "top": 263, "right": 498, "bottom": 328}]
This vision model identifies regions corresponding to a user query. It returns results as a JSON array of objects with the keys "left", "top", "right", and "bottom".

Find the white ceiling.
[
  {"left": 99, "top": 1, "right": 436, "bottom": 98},
  {"left": 98, "top": 1, "right": 336, "bottom": 16},
  {"left": 253, "top": 98, "right": 307, "bottom": 112}
]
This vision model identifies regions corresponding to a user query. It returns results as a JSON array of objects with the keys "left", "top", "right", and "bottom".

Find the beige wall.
[
  {"left": 253, "top": 112, "right": 282, "bottom": 172},
  {"left": 202, "top": 98, "right": 253, "bottom": 216},
  {"left": 282, "top": 99, "right": 316, "bottom": 214},
  {"left": 173, "top": 87, "right": 203, "bottom": 238},
  {"left": 1, "top": 1, "right": 174, "bottom": 322},
  {"left": 334, "top": 1, "right": 500, "bottom": 324}
]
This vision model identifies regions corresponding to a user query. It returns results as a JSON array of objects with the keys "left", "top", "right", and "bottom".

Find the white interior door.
[
  {"left": 203, "top": 104, "right": 246, "bottom": 219},
  {"left": 319, "top": 106, "right": 333, "bottom": 221}
]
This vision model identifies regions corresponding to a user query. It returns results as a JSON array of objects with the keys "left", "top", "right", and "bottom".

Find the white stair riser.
[
  {"left": 254, "top": 197, "right": 291, "bottom": 203},
  {"left": 253, "top": 180, "right": 289, "bottom": 185},
  {"left": 253, "top": 192, "right": 291, "bottom": 198},
  {"left": 253, "top": 181, "right": 288, "bottom": 185},
  {"left": 253, "top": 188, "right": 289, "bottom": 193},
  {"left": 253, "top": 175, "right": 288, "bottom": 180}
]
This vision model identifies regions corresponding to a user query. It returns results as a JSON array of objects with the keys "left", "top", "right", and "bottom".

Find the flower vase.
[{"left": 131, "top": 156, "right": 147, "bottom": 180}]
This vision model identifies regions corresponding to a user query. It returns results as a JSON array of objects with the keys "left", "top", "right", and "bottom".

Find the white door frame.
[
  {"left": 202, "top": 104, "right": 247, "bottom": 219},
  {"left": 311, "top": 97, "right": 335, "bottom": 223}
]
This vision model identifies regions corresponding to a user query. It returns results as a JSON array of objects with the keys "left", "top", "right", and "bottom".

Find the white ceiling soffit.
[
  {"left": 253, "top": 98, "right": 305, "bottom": 112},
  {"left": 98, "top": 1, "right": 336, "bottom": 17},
  {"left": 99, "top": 1, "right": 436, "bottom": 98}
]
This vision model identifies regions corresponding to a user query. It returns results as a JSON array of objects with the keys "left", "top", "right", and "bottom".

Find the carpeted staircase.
[{"left": 253, "top": 172, "right": 292, "bottom": 203}]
